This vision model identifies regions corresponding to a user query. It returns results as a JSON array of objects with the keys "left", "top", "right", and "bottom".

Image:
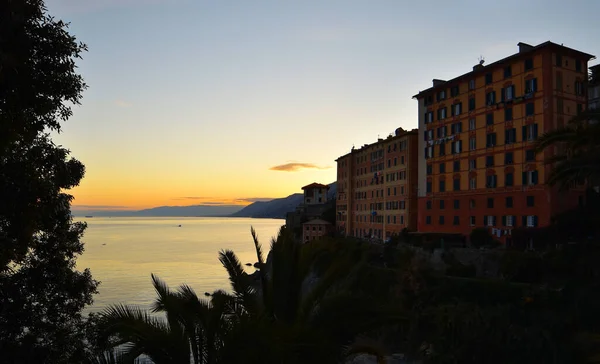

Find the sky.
[{"left": 45, "top": 0, "right": 600, "bottom": 210}]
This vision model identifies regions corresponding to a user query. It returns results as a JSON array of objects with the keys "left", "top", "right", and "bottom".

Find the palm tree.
[
  {"left": 218, "top": 226, "right": 405, "bottom": 363},
  {"left": 96, "top": 274, "right": 234, "bottom": 364},
  {"left": 534, "top": 108, "right": 600, "bottom": 190}
]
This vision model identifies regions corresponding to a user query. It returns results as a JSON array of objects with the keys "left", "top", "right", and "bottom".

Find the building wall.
[
  {"left": 302, "top": 223, "right": 330, "bottom": 243},
  {"left": 415, "top": 43, "right": 591, "bottom": 241},
  {"left": 304, "top": 187, "right": 328, "bottom": 205},
  {"left": 336, "top": 129, "right": 418, "bottom": 239}
]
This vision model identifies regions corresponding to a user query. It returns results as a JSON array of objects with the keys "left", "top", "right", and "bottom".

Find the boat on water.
[{"left": 85, "top": 215, "right": 93, "bottom": 218}]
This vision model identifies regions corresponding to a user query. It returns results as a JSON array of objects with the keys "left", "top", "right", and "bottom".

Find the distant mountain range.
[
  {"left": 231, "top": 182, "right": 337, "bottom": 219},
  {"left": 71, "top": 205, "right": 243, "bottom": 217},
  {"left": 72, "top": 182, "right": 337, "bottom": 218}
]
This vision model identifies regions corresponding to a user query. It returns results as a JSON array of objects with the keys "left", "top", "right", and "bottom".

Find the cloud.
[
  {"left": 172, "top": 197, "right": 275, "bottom": 205},
  {"left": 269, "top": 163, "right": 331, "bottom": 172},
  {"left": 114, "top": 100, "right": 133, "bottom": 108},
  {"left": 236, "top": 197, "right": 275, "bottom": 203}
]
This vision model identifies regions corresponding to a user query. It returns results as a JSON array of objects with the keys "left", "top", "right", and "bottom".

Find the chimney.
[
  {"left": 432, "top": 79, "right": 446, "bottom": 87},
  {"left": 473, "top": 64, "right": 484, "bottom": 71},
  {"left": 518, "top": 42, "right": 534, "bottom": 53}
]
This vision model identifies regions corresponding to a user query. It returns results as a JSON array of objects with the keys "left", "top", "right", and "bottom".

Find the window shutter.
[
  {"left": 493, "top": 216, "right": 497, "bottom": 226},
  {"left": 458, "top": 122, "right": 463, "bottom": 132},
  {"left": 501, "top": 88, "right": 505, "bottom": 102},
  {"left": 522, "top": 172, "right": 527, "bottom": 185},
  {"left": 522, "top": 126, "right": 527, "bottom": 141},
  {"left": 502, "top": 215, "right": 507, "bottom": 226},
  {"left": 533, "top": 78, "right": 538, "bottom": 91},
  {"left": 533, "top": 124, "right": 538, "bottom": 138},
  {"left": 437, "top": 128, "right": 440, "bottom": 138},
  {"left": 450, "top": 124, "right": 455, "bottom": 134},
  {"left": 532, "top": 170, "right": 539, "bottom": 184},
  {"left": 505, "top": 130, "right": 509, "bottom": 143},
  {"left": 443, "top": 126, "right": 447, "bottom": 135},
  {"left": 533, "top": 215, "right": 538, "bottom": 227},
  {"left": 511, "top": 85, "right": 515, "bottom": 97},
  {"left": 522, "top": 215, "right": 527, "bottom": 227},
  {"left": 483, "top": 215, "right": 488, "bottom": 226}
]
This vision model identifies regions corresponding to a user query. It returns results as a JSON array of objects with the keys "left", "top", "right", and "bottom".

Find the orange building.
[
  {"left": 413, "top": 41, "right": 594, "bottom": 243},
  {"left": 302, "top": 219, "right": 334, "bottom": 243},
  {"left": 335, "top": 127, "right": 419, "bottom": 240}
]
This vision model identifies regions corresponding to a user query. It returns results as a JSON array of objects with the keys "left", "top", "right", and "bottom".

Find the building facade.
[
  {"left": 302, "top": 219, "right": 333, "bottom": 243},
  {"left": 414, "top": 41, "right": 594, "bottom": 242},
  {"left": 335, "top": 127, "right": 418, "bottom": 240},
  {"left": 302, "top": 183, "right": 330, "bottom": 205},
  {"left": 589, "top": 64, "right": 600, "bottom": 110}
]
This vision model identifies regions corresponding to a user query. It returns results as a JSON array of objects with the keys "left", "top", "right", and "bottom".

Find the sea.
[{"left": 74, "top": 216, "right": 284, "bottom": 312}]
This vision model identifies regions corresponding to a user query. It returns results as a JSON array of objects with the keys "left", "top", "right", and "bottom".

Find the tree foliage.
[{"left": 0, "top": 0, "right": 97, "bottom": 362}]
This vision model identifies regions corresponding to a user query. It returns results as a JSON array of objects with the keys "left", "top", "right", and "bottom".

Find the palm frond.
[{"left": 250, "top": 226, "right": 269, "bottom": 311}]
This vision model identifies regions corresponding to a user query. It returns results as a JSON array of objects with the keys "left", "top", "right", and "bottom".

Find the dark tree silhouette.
[{"left": 0, "top": 0, "right": 98, "bottom": 362}]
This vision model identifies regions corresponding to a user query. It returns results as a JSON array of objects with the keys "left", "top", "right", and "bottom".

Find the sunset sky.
[{"left": 46, "top": 0, "right": 599, "bottom": 210}]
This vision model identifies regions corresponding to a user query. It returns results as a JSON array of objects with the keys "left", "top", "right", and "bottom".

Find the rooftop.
[
  {"left": 413, "top": 41, "right": 596, "bottom": 99},
  {"left": 301, "top": 182, "right": 330, "bottom": 190},
  {"left": 334, "top": 127, "right": 418, "bottom": 161}
]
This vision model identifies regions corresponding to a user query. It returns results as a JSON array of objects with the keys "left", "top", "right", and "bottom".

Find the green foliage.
[{"left": 0, "top": 0, "right": 98, "bottom": 362}]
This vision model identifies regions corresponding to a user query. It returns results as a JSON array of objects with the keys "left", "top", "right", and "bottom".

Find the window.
[
  {"left": 469, "top": 159, "right": 476, "bottom": 170},
  {"left": 426, "top": 181, "right": 432, "bottom": 193},
  {"left": 453, "top": 178, "right": 460, "bottom": 191},
  {"left": 556, "top": 54, "right": 562, "bottom": 67},
  {"left": 453, "top": 199, "right": 460, "bottom": 209},
  {"left": 469, "top": 199, "right": 476, "bottom": 208},
  {"left": 504, "top": 215, "right": 515, "bottom": 227},
  {"left": 426, "top": 216, "right": 432, "bottom": 224},
  {"left": 525, "top": 215, "right": 538, "bottom": 227},
  {"left": 505, "top": 107, "right": 513, "bottom": 121},
  {"left": 469, "top": 216, "right": 476, "bottom": 226},
  {"left": 469, "top": 137, "right": 476, "bottom": 151},
  {"left": 504, "top": 65, "right": 512, "bottom": 78},
  {"left": 485, "top": 215, "right": 496, "bottom": 227},
  {"left": 505, "top": 172, "right": 514, "bottom": 186},
  {"left": 469, "top": 97, "right": 476, "bottom": 111},
  {"left": 502, "top": 85, "right": 515, "bottom": 101},
  {"left": 556, "top": 72, "right": 563, "bottom": 90},
  {"left": 439, "top": 142, "right": 446, "bottom": 156},
  {"left": 522, "top": 124, "right": 539, "bottom": 141},
  {"left": 439, "top": 200, "right": 445, "bottom": 209},
  {"left": 526, "top": 195, "right": 535, "bottom": 207},
  {"left": 486, "top": 174, "right": 497, "bottom": 188},
  {"left": 451, "top": 140, "right": 462, "bottom": 154},
  {"left": 525, "top": 78, "right": 538, "bottom": 93},
  {"left": 401, "top": 156, "right": 405, "bottom": 164},
  {"left": 439, "top": 180, "right": 445, "bottom": 192},
  {"left": 525, "top": 102, "right": 535, "bottom": 116},
  {"left": 451, "top": 122, "right": 462, "bottom": 134},
  {"left": 506, "top": 196, "right": 513, "bottom": 208},
  {"left": 426, "top": 164, "right": 432, "bottom": 175},
  {"left": 439, "top": 216, "right": 445, "bottom": 225},
  {"left": 453, "top": 216, "right": 460, "bottom": 225},
  {"left": 522, "top": 170, "right": 539, "bottom": 185},
  {"left": 439, "top": 163, "right": 445, "bottom": 173},
  {"left": 469, "top": 118, "right": 476, "bottom": 130},
  {"left": 437, "top": 90, "right": 446, "bottom": 101},
  {"left": 486, "top": 133, "right": 497, "bottom": 147},
  {"left": 577, "top": 103, "right": 584, "bottom": 114},
  {"left": 426, "top": 201, "right": 432, "bottom": 210},
  {"left": 486, "top": 91, "right": 496, "bottom": 105},
  {"left": 437, "top": 126, "right": 447, "bottom": 138},
  {"left": 453, "top": 161, "right": 460, "bottom": 172},
  {"left": 485, "top": 72, "right": 493, "bottom": 85},
  {"left": 487, "top": 198, "right": 494, "bottom": 208},
  {"left": 575, "top": 81, "right": 585, "bottom": 96},
  {"left": 485, "top": 155, "right": 494, "bottom": 167},
  {"left": 451, "top": 85, "right": 459, "bottom": 97},
  {"left": 505, "top": 152, "right": 514, "bottom": 164},
  {"left": 525, "top": 149, "right": 535, "bottom": 161},
  {"left": 505, "top": 128, "right": 517, "bottom": 144},
  {"left": 453, "top": 103, "right": 462, "bottom": 116},
  {"left": 524, "top": 58, "right": 533, "bottom": 71},
  {"left": 469, "top": 177, "right": 476, "bottom": 189},
  {"left": 486, "top": 113, "right": 494, "bottom": 125},
  {"left": 438, "top": 107, "right": 447, "bottom": 120},
  {"left": 576, "top": 59, "right": 582, "bottom": 72}
]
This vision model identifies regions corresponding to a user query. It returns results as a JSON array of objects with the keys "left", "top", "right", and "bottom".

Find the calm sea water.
[{"left": 75, "top": 217, "right": 284, "bottom": 312}]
